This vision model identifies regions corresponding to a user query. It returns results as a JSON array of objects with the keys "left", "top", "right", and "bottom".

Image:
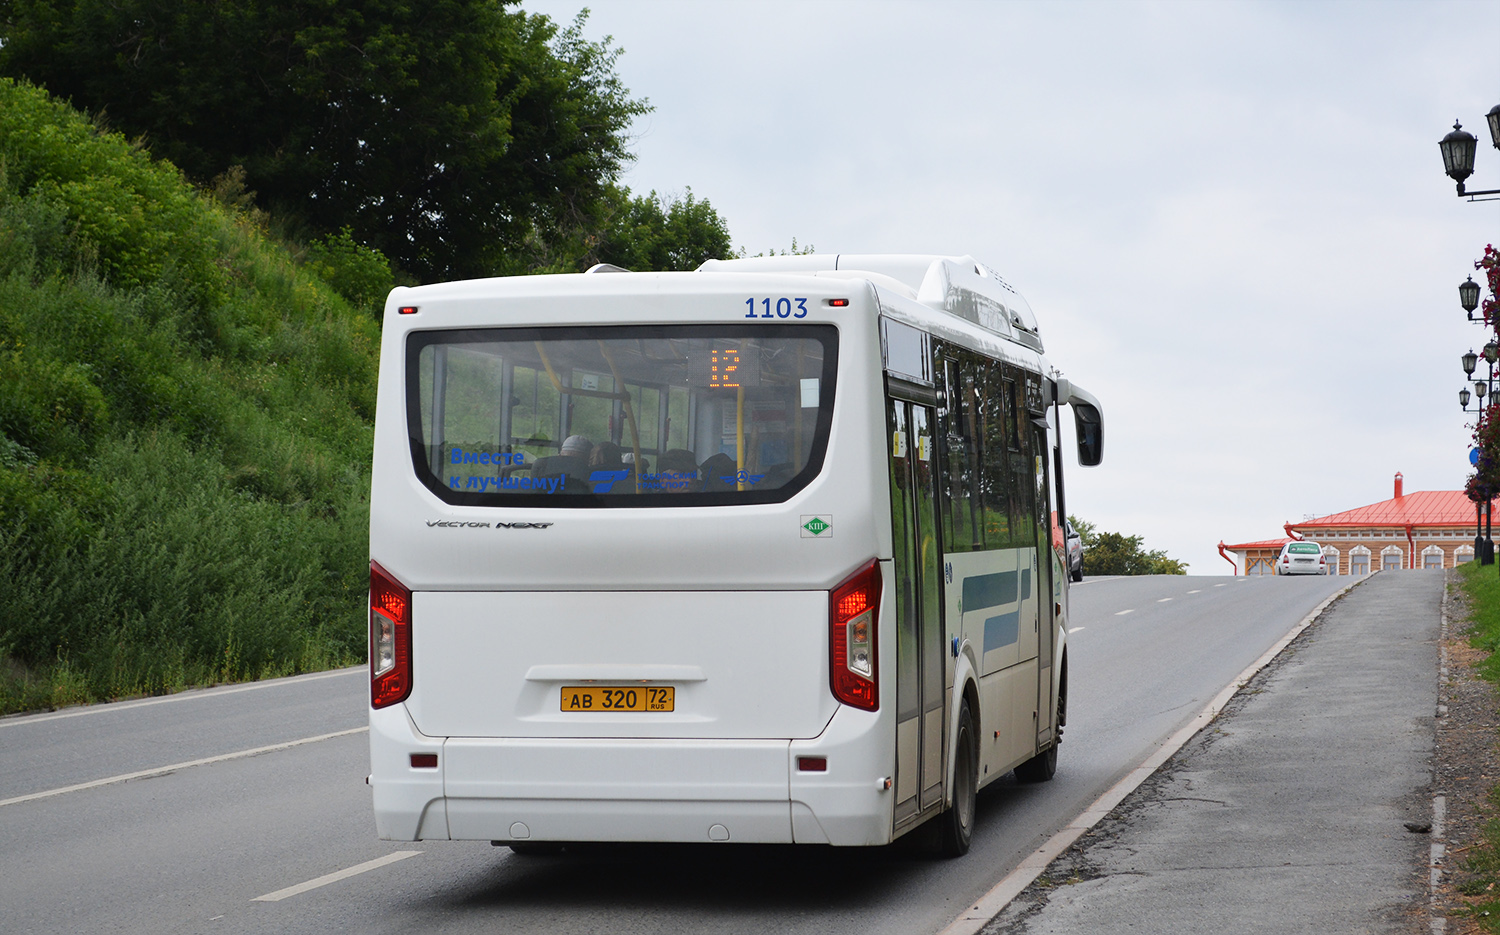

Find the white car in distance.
[{"left": 1276, "top": 541, "right": 1326, "bottom": 575}]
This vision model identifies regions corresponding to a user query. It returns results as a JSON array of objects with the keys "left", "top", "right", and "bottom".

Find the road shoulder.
[
  {"left": 1430, "top": 572, "right": 1500, "bottom": 931},
  {"left": 982, "top": 571, "right": 1441, "bottom": 935}
]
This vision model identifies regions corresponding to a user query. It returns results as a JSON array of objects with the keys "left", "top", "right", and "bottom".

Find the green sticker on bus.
[{"left": 802, "top": 516, "right": 832, "bottom": 537}]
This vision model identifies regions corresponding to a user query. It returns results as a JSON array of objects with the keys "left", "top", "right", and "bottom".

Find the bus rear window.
[{"left": 406, "top": 324, "right": 838, "bottom": 507}]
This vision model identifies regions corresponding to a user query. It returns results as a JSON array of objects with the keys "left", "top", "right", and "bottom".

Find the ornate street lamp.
[
  {"left": 1443, "top": 108, "right": 1500, "bottom": 567},
  {"left": 1441, "top": 114, "right": 1500, "bottom": 199},
  {"left": 1443, "top": 121, "right": 1479, "bottom": 191},
  {"left": 1463, "top": 275, "right": 1483, "bottom": 317}
]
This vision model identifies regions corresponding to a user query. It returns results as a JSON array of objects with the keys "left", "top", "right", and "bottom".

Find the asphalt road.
[{"left": 0, "top": 573, "right": 1348, "bottom": 935}]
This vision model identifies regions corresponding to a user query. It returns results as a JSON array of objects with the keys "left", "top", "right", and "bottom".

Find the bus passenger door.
[
  {"left": 888, "top": 397, "right": 946, "bottom": 831},
  {"left": 1032, "top": 420, "right": 1058, "bottom": 746}
]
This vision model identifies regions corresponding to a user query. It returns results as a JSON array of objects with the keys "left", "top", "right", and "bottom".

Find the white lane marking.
[
  {"left": 936, "top": 577, "right": 1367, "bottom": 935},
  {"left": 1157, "top": 598, "right": 1173, "bottom": 603},
  {"left": 1114, "top": 609, "right": 1134, "bottom": 616},
  {"left": 0, "top": 726, "right": 368, "bottom": 808},
  {"left": 1187, "top": 589, "right": 1202, "bottom": 594},
  {"left": 0, "top": 666, "right": 365, "bottom": 729},
  {"left": 253, "top": 851, "right": 420, "bottom": 902},
  {"left": 1067, "top": 627, "right": 1085, "bottom": 634},
  {"left": 1214, "top": 583, "right": 1228, "bottom": 587}
]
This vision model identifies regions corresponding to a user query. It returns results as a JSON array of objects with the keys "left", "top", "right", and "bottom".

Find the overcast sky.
[{"left": 527, "top": 0, "right": 1500, "bottom": 574}]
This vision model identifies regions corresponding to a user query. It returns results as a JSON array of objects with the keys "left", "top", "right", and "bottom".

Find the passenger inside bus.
[
  {"left": 654, "top": 449, "right": 700, "bottom": 493},
  {"left": 589, "top": 441, "right": 626, "bottom": 471},
  {"left": 698, "top": 453, "right": 738, "bottom": 492},
  {"left": 530, "top": 434, "right": 594, "bottom": 487},
  {"left": 588, "top": 441, "right": 634, "bottom": 491}
]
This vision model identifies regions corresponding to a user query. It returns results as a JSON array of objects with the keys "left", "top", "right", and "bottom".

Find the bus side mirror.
[{"left": 1073, "top": 402, "right": 1103, "bottom": 466}]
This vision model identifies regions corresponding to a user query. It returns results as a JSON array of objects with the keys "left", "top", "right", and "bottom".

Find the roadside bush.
[
  {"left": 305, "top": 227, "right": 395, "bottom": 321},
  {"left": 0, "top": 78, "right": 376, "bottom": 714}
]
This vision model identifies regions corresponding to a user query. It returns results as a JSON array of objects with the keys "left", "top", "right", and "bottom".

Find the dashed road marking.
[
  {"left": 1115, "top": 609, "right": 1134, "bottom": 616},
  {"left": 1068, "top": 627, "right": 1085, "bottom": 634},
  {"left": 0, "top": 727, "right": 368, "bottom": 808},
  {"left": 253, "top": 851, "right": 420, "bottom": 902},
  {"left": 1157, "top": 598, "right": 1173, "bottom": 603}
]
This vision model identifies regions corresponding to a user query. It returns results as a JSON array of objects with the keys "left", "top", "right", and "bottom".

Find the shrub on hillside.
[
  {"left": 0, "top": 78, "right": 378, "bottom": 713},
  {"left": 305, "top": 227, "right": 395, "bottom": 321}
]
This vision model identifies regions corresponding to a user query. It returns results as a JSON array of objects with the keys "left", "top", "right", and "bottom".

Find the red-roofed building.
[
  {"left": 1220, "top": 473, "right": 1492, "bottom": 576},
  {"left": 1218, "top": 537, "right": 1294, "bottom": 577}
]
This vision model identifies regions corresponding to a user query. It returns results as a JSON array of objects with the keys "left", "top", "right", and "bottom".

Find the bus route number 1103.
[{"left": 745, "top": 297, "right": 808, "bottom": 319}]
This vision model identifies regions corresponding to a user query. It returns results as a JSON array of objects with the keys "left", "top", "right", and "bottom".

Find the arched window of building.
[
  {"left": 1423, "top": 545, "right": 1445, "bottom": 570},
  {"left": 1350, "top": 546, "right": 1371, "bottom": 575},
  {"left": 1322, "top": 546, "right": 1340, "bottom": 575},
  {"left": 1381, "top": 546, "right": 1404, "bottom": 571},
  {"left": 1457, "top": 545, "right": 1476, "bottom": 564}
]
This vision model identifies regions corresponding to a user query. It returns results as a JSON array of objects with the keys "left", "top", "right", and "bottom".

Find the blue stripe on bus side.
[
  {"left": 962, "top": 571, "right": 1017, "bottom": 612},
  {"left": 984, "top": 611, "right": 1020, "bottom": 652}
]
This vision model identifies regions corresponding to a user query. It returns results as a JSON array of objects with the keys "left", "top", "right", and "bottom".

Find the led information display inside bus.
[
  {"left": 561, "top": 685, "right": 675, "bottom": 712},
  {"left": 687, "top": 346, "right": 760, "bottom": 388}
]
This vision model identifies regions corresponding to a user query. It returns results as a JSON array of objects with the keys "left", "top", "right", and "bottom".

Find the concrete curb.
[
  {"left": 1430, "top": 574, "right": 1452, "bottom": 935},
  {"left": 937, "top": 574, "right": 1370, "bottom": 935}
]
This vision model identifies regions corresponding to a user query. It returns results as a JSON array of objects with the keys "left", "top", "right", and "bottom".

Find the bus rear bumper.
[
  {"left": 371, "top": 705, "right": 894, "bottom": 847},
  {"left": 369, "top": 704, "right": 448, "bottom": 842},
  {"left": 444, "top": 735, "right": 795, "bottom": 844}
]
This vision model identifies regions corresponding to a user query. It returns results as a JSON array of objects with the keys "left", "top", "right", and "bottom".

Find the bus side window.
[
  {"left": 1003, "top": 370, "right": 1036, "bottom": 547},
  {"left": 938, "top": 353, "right": 983, "bottom": 553},
  {"left": 977, "top": 362, "right": 1013, "bottom": 548},
  {"left": 1004, "top": 378, "right": 1021, "bottom": 452}
]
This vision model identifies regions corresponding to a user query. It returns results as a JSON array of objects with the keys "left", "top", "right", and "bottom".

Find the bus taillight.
[
  {"left": 829, "top": 559, "right": 881, "bottom": 711},
  {"left": 370, "top": 561, "right": 413, "bottom": 709}
]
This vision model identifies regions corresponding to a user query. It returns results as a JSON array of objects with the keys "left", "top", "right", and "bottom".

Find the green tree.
[
  {"left": 304, "top": 227, "right": 395, "bottom": 320},
  {"left": 0, "top": 1, "right": 650, "bottom": 282},
  {"left": 1067, "top": 515, "right": 1096, "bottom": 544},
  {"left": 1069, "top": 516, "right": 1187, "bottom": 575},
  {"left": 590, "top": 187, "right": 733, "bottom": 272}
]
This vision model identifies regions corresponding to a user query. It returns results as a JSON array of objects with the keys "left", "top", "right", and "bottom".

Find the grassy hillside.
[{"left": 0, "top": 78, "right": 378, "bottom": 713}]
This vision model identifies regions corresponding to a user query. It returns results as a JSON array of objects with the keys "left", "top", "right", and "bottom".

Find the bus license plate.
[{"left": 561, "top": 686, "right": 675, "bottom": 712}]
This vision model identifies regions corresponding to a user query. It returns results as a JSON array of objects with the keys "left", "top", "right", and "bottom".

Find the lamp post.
[
  {"left": 1446, "top": 105, "right": 1500, "bottom": 567},
  {"left": 1463, "top": 276, "right": 1483, "bottom": 319},
  {"left": 1459, "top": 326, "right": 1493, "bottom": 564},
  {"left": 1462, "top": 343, "right": 1499, "bottom": 562},
  {"left": 1460, "top": 339, "right": 1500, "bottom": 561},
  {"left": 1440, "top": 113, "right": 1500, "bottom": 200},
  {"left": 1459, "top": 344, "right": 1494, "bottom": 414}
]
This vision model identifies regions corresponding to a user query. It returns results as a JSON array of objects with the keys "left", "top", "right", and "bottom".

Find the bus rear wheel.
[
  {"left": 1014, "top": 742, "right": 1057, "bottom": 783},
  {"left": 938, "top": 699, "right": 977, "bottom": 857}
]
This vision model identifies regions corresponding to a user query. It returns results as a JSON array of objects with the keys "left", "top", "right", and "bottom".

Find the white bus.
[{"left": 367, "top": 253, "right": 1104, "bottom": 856}]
